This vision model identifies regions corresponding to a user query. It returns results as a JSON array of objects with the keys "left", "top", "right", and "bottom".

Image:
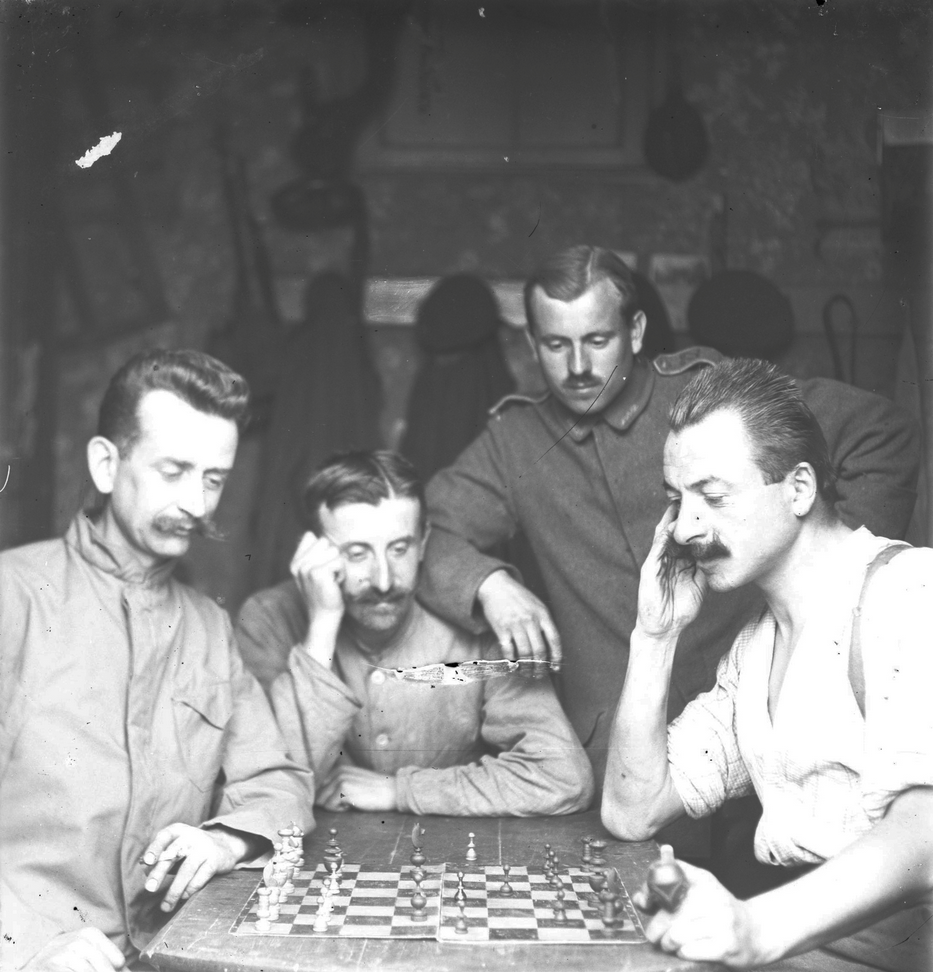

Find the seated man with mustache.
[
  {"left": 235, "top": 450, "right": 594, "bottom": 816},
  {"left": 602, "top": 358, "right": 932, "bottom": 971},
  {"left": 0, "top": 349, "right": 313, "bottom": 972}
]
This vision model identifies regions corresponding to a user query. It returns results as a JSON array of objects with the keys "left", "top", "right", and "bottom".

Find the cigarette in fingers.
[{"left": 139, "top": 846, "right": 183, "bottom": 867}]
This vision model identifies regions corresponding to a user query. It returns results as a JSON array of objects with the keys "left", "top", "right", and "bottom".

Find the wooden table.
[{"left": 143, "top": 809, "right": 713, "bottom": 972}]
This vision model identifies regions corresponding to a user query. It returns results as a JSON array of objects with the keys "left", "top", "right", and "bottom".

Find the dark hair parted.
[
  {"left": 669, "top": 358, "right": 839, "bottom": 505},
  {"left": 97, "top": 349, "right": 250, "bottom": 454},
  {"left": 523, "top": 245, "right": 640, "bottom": 333},
  {"left": 302, "top": 450, "right": 426, "bottom": 535}
]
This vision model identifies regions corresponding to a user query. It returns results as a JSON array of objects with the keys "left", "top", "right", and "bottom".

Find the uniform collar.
[
  {"left": 559, "top": 356, "right": 656, "bottom": 443},
  {"left": 67, "top": 511, "right": 177, "bottom": 587}
]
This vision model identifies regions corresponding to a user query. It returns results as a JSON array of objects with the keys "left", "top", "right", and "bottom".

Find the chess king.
[
  {"left": 602, "top": 358, "right": 933, "bottom": 971},
  {"left": 0, "top": 349, "right": 314, "bottom": 972},
  {"left": 235, "top": 449, "right": 594, "bottom": 816}
]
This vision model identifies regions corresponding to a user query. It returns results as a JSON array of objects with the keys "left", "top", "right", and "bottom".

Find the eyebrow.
[
  {"left": 335, "top": 534, "right": 418, "bottom": 552},
  {"left": 663, "top": 476, "right": 731, "bottom": 492},
  {"left": 157, "top": 459, "right": 231, "bottom": 475}
]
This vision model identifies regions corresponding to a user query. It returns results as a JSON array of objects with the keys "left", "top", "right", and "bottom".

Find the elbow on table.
[{"left": 600, "top": 801, "right": 658, "bottom": 842}]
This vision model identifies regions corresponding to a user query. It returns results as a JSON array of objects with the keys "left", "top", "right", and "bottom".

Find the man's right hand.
[
  {"left": 291, "top": 531, "right": 346, "bottom": 670},
  {"left": 636, "top": 504, "right": 707, "bottom": 640},
  {"left": 21, "top": 928, "right": 125, "bottom": 972},
  {"left": 290, "top": 531, "right": 345, "bottom": 622},
  {"left": 476, "top": 570, "right": 562, "bottom": 669}
]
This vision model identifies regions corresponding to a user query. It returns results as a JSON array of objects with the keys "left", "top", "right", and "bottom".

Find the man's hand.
[
  {"left": 636, "top": 505, "right": 707, "bottom": 640},
  {"left": 21, "top": 928, "right": 125, "bottom": 972},
  {"left": 476, "top": 570, "right": 562, "bottom": 669},
  {"left": 291, "top": 531, "right": 345, "bottom": 668},
  {"left": 141, "top": 823, "right": 253, "bottom": 913},
  {"left": 315, "top": 765, "right": 398, "bottom": 812},
  {"left": 291, "top": 531, "right": 346, "bottom": 621},
  {"left": 634, "top": 859, "right": 768, "bottom": 969}
]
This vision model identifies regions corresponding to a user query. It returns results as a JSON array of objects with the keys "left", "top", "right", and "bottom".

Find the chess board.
[
  {"left": 437, "top": 865, "right": 644, "bottom": 943},
  {"left": 231, "top": 863, "right": 443, "bottom": 939},
  {"left": 231, "top": 864, "right": 645, "bottom": 945}
]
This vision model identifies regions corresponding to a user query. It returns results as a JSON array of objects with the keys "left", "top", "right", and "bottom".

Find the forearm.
[
  {"left": 602, "top": 627, "right": 684, "bottom": 840},
  {"left": 269, "top": 647, "right": 359, "bottom": 780},
  {"left": 397, "top": 685, "right": 595, "bottom": 817},
  {"left": 746, "top": 787, "right": 933, "bottom": 964}
]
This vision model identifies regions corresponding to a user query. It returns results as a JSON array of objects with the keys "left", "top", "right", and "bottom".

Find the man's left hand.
[
  {"left": 317, "top": 765, "right": 398, "bottom": 812},
  {"left": 634, "top": 859, "right": 769, "bottom": 970},
  {"left": 141, "top": 824, "right": 253, "bottom": 913}
]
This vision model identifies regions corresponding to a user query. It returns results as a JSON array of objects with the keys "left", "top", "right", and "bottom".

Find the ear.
[
  {"left": 629, "top": 310, "right": 647, "bottom": 356},
  {"left": 789, "top": 462, "right": 818, "bottom": 518},
  {"left": 418, "top": 521, "right": 432, "bottom": 561},
  {"left": 87, "top": 436, "right": 120, "bottom": 496},
  {"left": 523, "top": 324, "right": 540, "bottom": 364}
]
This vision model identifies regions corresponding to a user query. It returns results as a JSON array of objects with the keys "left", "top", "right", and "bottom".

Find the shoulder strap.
[{"left": 849, "top": 542, "right": 911, "bottom": 716}]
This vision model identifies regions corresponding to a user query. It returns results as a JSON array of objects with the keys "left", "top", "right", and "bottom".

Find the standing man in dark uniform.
[{"left": 418, "top": 245, "right": 918, "bottom": 855}]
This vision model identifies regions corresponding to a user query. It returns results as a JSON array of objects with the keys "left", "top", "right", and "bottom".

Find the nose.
[
  {"left": 671, "top": 496, "right": 705, "bottom": 546},
  {"left": 370, "top": 552, "right": 392, "bottom": 593},
  {"left": 177, "top": 476, "right": 206, "bottom": 520},
  {"left": 568, "top": 342, "right": 589, "bottom": 376}
]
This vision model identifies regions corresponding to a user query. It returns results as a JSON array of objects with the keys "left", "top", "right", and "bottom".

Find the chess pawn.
[
  {"left": 255, "top": 887, "right": 272, "bottom": 932},
  {"left": 598, "top": 883, "right": 618, "bottom": 926},
  {"left": 499, "top": 864, "right": 513, "bottom": 896},
  {"left": 553, "top": 884, "right": 567, "bottom": 922},
  {"left": 465, "top": 833, "right": 477, "bottom": 862}
]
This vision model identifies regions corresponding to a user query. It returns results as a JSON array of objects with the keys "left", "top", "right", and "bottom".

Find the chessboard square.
[
  {"left": 291, "top": 913, "right": 317, "bottom": 926},
  {"left": 487, "top": 902, "right": 535, "bottom": 915},
  {"left": 344, "top": 905, "right": 397, "bottom": 918},
  {"left": 342, "top": 912, "right": 398, "bottom": 925},
  {"left": 536, "top": 916, "right": 586, "bottom": 929},
  {"left": 485, "top": 916, "right": 538, "bottom": 930},
  {"left": 488, "top": 927, "right": 539, "bottom": 941},
  {"left": 349, "top": 887, "right": 401, "bottom": 898}
]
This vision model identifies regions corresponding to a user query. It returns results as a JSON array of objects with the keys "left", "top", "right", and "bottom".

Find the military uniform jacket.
[{"left": 420, "top": 349, "right": 919, "bottom": 789}]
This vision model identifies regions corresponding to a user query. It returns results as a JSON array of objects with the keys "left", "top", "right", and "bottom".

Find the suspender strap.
[{"left": 849, "top": 542, "right": 911, "bottom": 717}]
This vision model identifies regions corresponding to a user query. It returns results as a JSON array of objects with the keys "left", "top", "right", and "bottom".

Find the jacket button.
[
  {"left": 375, "top": 733, "right": 390, "bottom": 748},
  {"left": 370, "top": 670, "right": 386, "bottom": 686}
]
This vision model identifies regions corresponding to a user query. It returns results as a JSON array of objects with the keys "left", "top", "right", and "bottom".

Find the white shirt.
[{"left": 668, "top": 528, "right": 933, "bottom": 866}]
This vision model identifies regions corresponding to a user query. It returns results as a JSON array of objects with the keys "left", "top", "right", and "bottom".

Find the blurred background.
[{"left": 1, "top": 0, "right": 930, "bottom": 610}]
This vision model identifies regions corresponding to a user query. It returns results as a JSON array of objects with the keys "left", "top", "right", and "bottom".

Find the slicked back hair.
[
  {"left": 97, "top": 348, "right": 250, "bottom": 455},
  {"left": 669, "top": 358, "right": 839, "bottom": 505},
  {"left": 302, "top": 450, "right": 426, "bottom": 535},
  {"left": 523, "top": 245, "right": 640, "bottom": 334}
]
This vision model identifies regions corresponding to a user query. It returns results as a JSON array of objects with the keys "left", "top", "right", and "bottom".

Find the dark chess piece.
[
  {"left": 410, "top": 822, "right": 426, "bottom": 869},
  {"left": 410, "top": 871, "right": 427, "bottom": 922},
  {"left": 588, "top": 838, "right": 608, "bottom": 868},
  {"left": 499, "top": 864, "right": 513, "bottom": 896},
  {"left": 588, "top": 869, "right": 607, "bottom": 895},
  {"left": 553, "top": 883, "right": 567, "bottom": 922},
  {"left": 645, "top": 844, "right": 688, "bottom": 913},
  {"left": 454, "top": 871, "right": 467, "bottom": 905},
  {"left": 323, "top": 828, "right": 342, "bottom": 865},
  {"left": 599, "top": 883, "right": 619, "bottom": 926},
  {"left": 581, "top": 836, "right": 593, "bottom": 866}
]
